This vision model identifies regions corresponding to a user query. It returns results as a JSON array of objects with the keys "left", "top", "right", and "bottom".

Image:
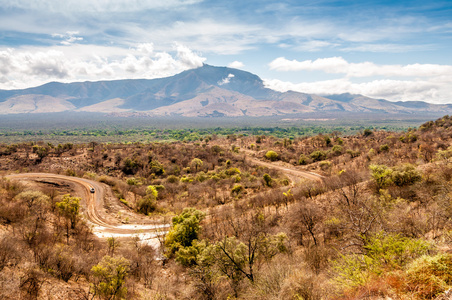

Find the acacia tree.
[
  {"left": 90, "top": 255, "right": 130, "bottom": 300},
  {"left": 191, "top": 158, "right": 204, "bottom": 173},
  {"left": 56, "top": 194, "right": 80, "bottom": 244},
  {"left": 136, "top": 185, "right": 158, "bottom": 215},
  {"left": 56, "top": 194, "right": 80, "bottom": 229},
  {"left": 165, "top": 208, "right": 206, "bottom": 257},
  {"left": 200, "top": 211, "right": 287, "bottom": 296}
]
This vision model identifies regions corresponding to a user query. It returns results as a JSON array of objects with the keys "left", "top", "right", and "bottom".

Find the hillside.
[
  {"left": 2, "top": 116, "right": 452, "bottom": 299},
  {"left": 1, "top": 65, "right": 452, "bottom": 116}
]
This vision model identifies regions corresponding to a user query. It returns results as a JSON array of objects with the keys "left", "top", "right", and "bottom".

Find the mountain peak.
[{"left": 1, "top": 65, "right": 452, "bottom": 116}]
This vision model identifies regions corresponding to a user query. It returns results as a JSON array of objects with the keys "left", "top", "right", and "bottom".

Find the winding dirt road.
[
  {"left": 6, "top": 173, "right": 169, "bottom": 245},
  {"left": 5, "top": 154, "right": 322, "bottom": 245}
]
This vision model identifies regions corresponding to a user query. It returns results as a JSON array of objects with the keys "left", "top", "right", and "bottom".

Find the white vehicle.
[{"left": 90, "top": 187, "right": 95, "bottom": 193}]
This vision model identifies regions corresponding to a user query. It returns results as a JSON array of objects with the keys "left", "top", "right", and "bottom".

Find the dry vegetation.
[{"left": 1, "top": 115, "right": 452, "bottom": 299}]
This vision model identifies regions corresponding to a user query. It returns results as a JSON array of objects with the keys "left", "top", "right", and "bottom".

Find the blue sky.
[{"left": 0, "top": 0, "right": 451, "bottom": 103}]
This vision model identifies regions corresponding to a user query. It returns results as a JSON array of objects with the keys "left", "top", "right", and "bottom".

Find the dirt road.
[
  {"left": 6, "top": 173, "right": 169, "bottom": 245},
  {"left": 5, "top": 153, "right": 322, "bottom": 244},
  {"left": 245, "top": 155, "right": 324, "bottom": 183}
]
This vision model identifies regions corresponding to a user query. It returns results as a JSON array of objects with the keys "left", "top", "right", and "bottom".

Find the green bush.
[
  {"left": 405, "top": 253, "right": 452, "bottom": 298},
  {"left": 333, "top": 232, "right": 431, "bottom": 289},
  {"left": 225, "top": 167, "right": 241, "bottom": 176},
  {"left": 167, "top": 175, "right": 179, "bottom": 183},
  {"left": 331, "top": 145, "right": 343, "bottom": 156},
  {"left": 265, "top": 150, "right": 279, "bottom": 161},
  {"left": 391, "top": 163, "right": 421, "bottom": 187},
  {"left": 379, "top": 144, "right": 389, "bottom": 152},
  {"left": 364, "top": 232, "right": 431, "bottom": 269},
  {"left": 310, "top": 150, "right": 326, "bottom": 162},
  {"left": 137, "top": 195, "right": 156, "bottom": 214},
  {"left": 231, "top": 184, "right": 244, "bottom": 195},
  {"left": 298, "top": 154, "right": 309, "bottom": 165},
  {"left": 363, "top": 129, "right": 373, "bottom": 137},
  {"left": 263, "top": 173, "right": 272, "bottom": 186},
  {"left": 370, "top": 164, "right": 393, "bottom": 190},
  {"left": 165, "top": 208, "right": 206, "bottom": 257},
  {"left": 91, "top": 256, "right": 130, "bottom": 300}
]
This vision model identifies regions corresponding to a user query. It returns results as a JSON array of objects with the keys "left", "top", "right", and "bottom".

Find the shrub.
[
  {"left": 370, "top": 164, "right": 393, "bottom": 190},
  {"left": 331, "top": 145, "right": 343, "bottom": 156},
  {"left": 346, "top": 149, "right": 361, "bottom": 158},
  {"left": 379, "top": 144, "right": 389, "bottom": 152},
  {"left": 391, "top": 164, "right": 421, "bottom": 187},
  {"left": 310, "top": 150, "right": 326, "bottom": 162},
  {"left": 231, "top": 184, "right": 244, "bottom": 196},
  {"left": 137, "top": 195, "right": 156, "bottom": 214},
  {"left": 405, "top": 253, "right": 452, "bottom": 299},
  {"left": 265, "top": 150, "right": 279, "bottom": 161},
  {"left": 167, "top": 175, "right": 179, "bottom": 183},
  {"left": 363, "top": 129, "right": 373, "bottom": 137},
  {"left": 225, "top": 167, "right": 241, "bottom": 176},
  {"left": 333, "top": 232, "right": 431, "bottom": 289},
  {"left": 263, "top": 173, "right": 272, "bottom": 186},
  {"left": 319, "top": 161, "right": 332, "bottom": 171},
  {"left": 298, "top": 154, "right": 309, "bottom": 165}
]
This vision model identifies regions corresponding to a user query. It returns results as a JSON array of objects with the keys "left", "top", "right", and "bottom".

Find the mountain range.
[{"left": 1, "top": 64, "right": 451, "bottom": 117}]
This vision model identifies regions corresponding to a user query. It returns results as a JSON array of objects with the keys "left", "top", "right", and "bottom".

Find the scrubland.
[{"left": 1, "top": 116, "right": 452, "bottom": 299}]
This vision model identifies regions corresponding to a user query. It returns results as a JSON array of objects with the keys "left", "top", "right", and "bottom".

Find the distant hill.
[{"left": 1, "top": 64, "right": 451, "bottom": 116}]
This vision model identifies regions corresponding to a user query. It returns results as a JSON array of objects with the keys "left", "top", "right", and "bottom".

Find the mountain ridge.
[{"left": 1, "top": 64, "right": 451, "bottom": 116}]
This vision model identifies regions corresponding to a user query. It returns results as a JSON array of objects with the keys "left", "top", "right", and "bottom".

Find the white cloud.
[
  {"left": 0, "top": 0, "right": 203, "bottom": 13},
  {"left": 228, "top": 61, "right": 244, "bottom": 69},
  {"left": 52, "top": 31, "right": 83, "bottom": 45},
  {"left": 269, "top": 56, "right": 452, "bottom": 78},
  {"left": 264, "top": 77, "right": 451, "bottom": 104},
  {"left": 292, "top": 40, "right": 337, "bottom": 52},
  {"left": 0, "top": 43, "right": 205, "bottom": 89},
  {"left": 340, "top": 43, "right": 435, "bottom": 53},
  {"left": 174, "top": 43, "right": 206, "bottom": 68},
  {"left": 218, "top": 73, "right": 235, "bottom": 85}
]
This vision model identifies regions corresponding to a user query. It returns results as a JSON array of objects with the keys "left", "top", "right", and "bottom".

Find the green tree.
[
  {"left": 137, "top": 186, "right": 158, "bottom": 215},
  {"left": 209, "top": 232, "right": 287, "bottom": 283},
  {"left": 56, "top": 194, "right": 80, "bottom": 229},
  {"left": 90, "top": 255, "right": 130, "bottom": 300},
  {"left": 369, "top": 164, "right": 393, "bottom": 190},
  {"left": 15, "top": 190, "right": 50, "bottom": 211},
  {"left": 363, "top": 128, "right": 373, "bottom": 137},
  {"left": 191, "top": 158, "right": 204, "bottom": 173},
  {"left": 165, "top": 208, "right": 206, "bottom": 257}
]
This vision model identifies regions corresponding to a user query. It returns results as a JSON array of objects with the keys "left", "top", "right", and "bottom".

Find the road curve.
[
  {"left": 5, "top": 156, "right": 322, "bottom": 240},
  {"left": 6, "top": 173, "right": 169, "bottom": 242}
]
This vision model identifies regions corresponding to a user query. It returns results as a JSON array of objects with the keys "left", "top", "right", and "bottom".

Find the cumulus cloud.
[
  {"left": 269, "top": 56, "right": 452, "bottom": 78},
  {"left": 265, "top": 56, "right": 452, "bottom": 103},
  {"left": 264, "top": 77, "right": 451, "bottom": 104},
  {"left": 0, "top": 43, "right": 205, "bottom": 89},
  {"left": 174, "top": 43, "right": 206, "bottom": 68},
  {"left": 228, "top": 61, "right": 244, "bottom": 69}
]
